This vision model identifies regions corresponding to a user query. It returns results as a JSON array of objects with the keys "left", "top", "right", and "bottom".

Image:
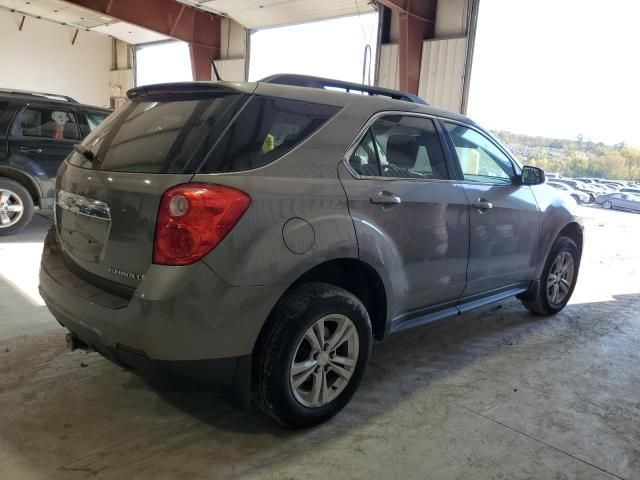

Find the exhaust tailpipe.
[{"left": 65, "top": 333, "right": 90, "bottom": 352}]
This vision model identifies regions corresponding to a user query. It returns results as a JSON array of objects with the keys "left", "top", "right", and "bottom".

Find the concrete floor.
[{"left": 0, "top": 206, "right": 638, "bottom": 480}]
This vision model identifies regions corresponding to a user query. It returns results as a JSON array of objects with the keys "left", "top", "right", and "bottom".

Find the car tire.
[
  {"left": 520, "top": 236, "right": 580, "bottom": 316},
  {"left": 253, "top": 282, "right": 372, "bottom": 428},
  {"left": 570, "top": 194, "right": 580, "bottom": 204},
  {"left": 602, "top": 200, "right": 612, "bottom": 209},
  {"left": 0, "top": 178, "right": 34, "bottom": 236}
]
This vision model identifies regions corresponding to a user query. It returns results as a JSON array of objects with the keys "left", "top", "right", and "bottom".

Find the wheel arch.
[
  {"left": 256, "top": 258, "right": 388, "bottom": 350},
  {"left": 0, "top": 166, "right": 42, "bottom": 208},
  {"left": 557, "top": 221, "right": 584, "bottom": 259}
]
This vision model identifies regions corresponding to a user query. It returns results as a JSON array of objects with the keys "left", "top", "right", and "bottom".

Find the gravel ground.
[{"left": 0, "top": 205, "right": 638, "bottom": 480}]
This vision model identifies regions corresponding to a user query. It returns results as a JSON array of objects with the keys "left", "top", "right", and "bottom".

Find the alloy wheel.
[
  {"left": 0, "top": 189, "right": 25, "bottom": 228},
  {"left": 290, "top": 314, "right": 359, "bottom": 408},
  {"left": 547, "top": 251, "right": 575, "bottom": 306}
]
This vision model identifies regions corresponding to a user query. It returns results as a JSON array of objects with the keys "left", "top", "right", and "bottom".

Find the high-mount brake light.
[{"left": 153, "top": 183, "right": 251, "bottom": 266}]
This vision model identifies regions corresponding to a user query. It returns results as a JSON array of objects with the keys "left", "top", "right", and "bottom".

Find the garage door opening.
[
  {"left": 249, "top": 13, "right": 378, "bottom": 84},
  {"left": 135, "top": 41, "right": 193, "bottom": 86}
]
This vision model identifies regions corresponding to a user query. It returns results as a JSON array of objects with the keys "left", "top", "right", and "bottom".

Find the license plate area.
[{"left": 56, "top": 191, "right": 111, "bottom": 263}]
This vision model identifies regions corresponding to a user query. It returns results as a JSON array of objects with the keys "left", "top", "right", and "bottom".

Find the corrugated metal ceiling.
[
  {"left": 0, "top": 0, "right": 169, "bottom": 44},
  {"left": 176, "top": 0, "right": 376, "bottom": 29},
  {"left": 0, "top": 0, "right": 376, "bottom": 44}
]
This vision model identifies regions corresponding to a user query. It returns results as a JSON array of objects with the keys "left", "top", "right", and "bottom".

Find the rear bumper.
[
  {"left": 39, "top": 227, "right": 286, "bottom": 365},
  {"left": 55, "top": 306, "right": 248, "bottom": 390}
]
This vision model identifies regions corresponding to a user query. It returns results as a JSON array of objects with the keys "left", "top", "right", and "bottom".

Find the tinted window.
[
  {"left": 348, "top": 130, "right": 380, "bottom": 176},
  {"left": 69, "top": 94, "right": 242, "bottom": 173},
  {"left": 19, "top": 107, "right": 79, "bottom": 140},
  {"left": 444, "top": 123, "right": 515, "bottom": 184},
  {"left": 200, "top": 97, "right": 339, "bottom": 173},
  {"left": 371, "top": 115, "right": 448, "bottom": 179}
]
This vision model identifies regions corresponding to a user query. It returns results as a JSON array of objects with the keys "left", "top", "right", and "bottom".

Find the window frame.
[
  {"left": 11, "top": 104, "right": 82, "bottom": 142},
  {"left": 439, "top": 118, "right": 521, "bottom": 186},
  {"left": 343, "top": 111, "right": 457, "bottom": 182}
]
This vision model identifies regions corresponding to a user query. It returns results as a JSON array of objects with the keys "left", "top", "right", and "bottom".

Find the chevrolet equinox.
[{"left": 39, "top": 75, "right": 584, "bottom": 428}]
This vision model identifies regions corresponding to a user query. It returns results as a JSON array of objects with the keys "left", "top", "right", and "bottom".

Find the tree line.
[{"left": 493, "top": 130, "right": 640, "bottom": 181}]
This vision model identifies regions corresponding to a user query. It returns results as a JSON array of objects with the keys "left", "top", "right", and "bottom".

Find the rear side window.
[
  {"left": 199, "top": 97, "right": 340, "bottom": 173},
  {"left": 70, "top": 94, "right": 243, "bottom": 173},
  {"left": 19, "top": 107, "right": 80, "bottom": 140},
  {"left": 79, "top": 111, "right": 110, "bottom": 138},
  {"left": 349, "top": 115, "right": 449, "bottom": 179}
]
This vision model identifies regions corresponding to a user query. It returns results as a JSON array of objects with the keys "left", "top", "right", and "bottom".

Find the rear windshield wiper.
[{"left": 73, "top": 144, "right": 95, "bottom": 161}]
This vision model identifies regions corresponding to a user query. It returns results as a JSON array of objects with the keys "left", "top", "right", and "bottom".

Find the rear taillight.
[{"left": 153, "top": 183, "right": 251, "bottom": 266}]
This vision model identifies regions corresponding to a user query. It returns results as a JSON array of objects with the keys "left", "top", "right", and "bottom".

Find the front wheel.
[
  {"left": 521, "top": 236, "right": 580, "bottom": 316},
  {"left": 602, "top": 200, "right": 612, "bottom": 209},
  {"left": 253, "top": 282, "right": 372, "bottom": 428}
]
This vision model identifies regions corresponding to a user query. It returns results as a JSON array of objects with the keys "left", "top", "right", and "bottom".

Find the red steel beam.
[
  {"left": 63, "top": 0, "right": 221, "bottom": 80},
  {"left": 377, "top": 0, "right": 436, "bottom": 94}
]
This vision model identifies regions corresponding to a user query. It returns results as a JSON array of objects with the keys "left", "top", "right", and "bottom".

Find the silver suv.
[{"left": 39, "top": 75, "right": 583, "bottom": 428}]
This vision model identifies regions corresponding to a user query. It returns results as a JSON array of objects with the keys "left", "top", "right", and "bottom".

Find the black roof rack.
[
  {"left": 260, "top": 74, "right": 427, "bottom": 105},
  {"left": 0, "top": 88, "right": 78, "bottom": 103}
]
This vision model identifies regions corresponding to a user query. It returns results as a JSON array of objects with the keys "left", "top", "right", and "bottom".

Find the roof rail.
[
  {"left": 260, "top": 74, "right": 427, "bottom": 105},
  {"left": 0, "top": 88, "right": 78, "bottom": 103}
]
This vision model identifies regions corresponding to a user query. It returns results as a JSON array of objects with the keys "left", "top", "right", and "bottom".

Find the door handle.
[
  {"left": 370, "top": 192, "right": 402, "bottom": 205},
  {"left": 472, "top": 198, "right": 493, "bottom": 211},
  {"left": 19, "top": 146, "right": 43, "bottom": 153}
]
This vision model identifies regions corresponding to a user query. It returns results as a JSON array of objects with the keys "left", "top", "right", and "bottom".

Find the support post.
[{"left": 64, "top": 0, "right": 221, "bottom": 80}]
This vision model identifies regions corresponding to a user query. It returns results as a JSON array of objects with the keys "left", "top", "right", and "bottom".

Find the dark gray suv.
[{"left": 39, "top": 75, "right": 583, "bottom": 428}]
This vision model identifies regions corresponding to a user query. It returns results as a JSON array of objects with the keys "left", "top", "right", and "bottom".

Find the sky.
[
  {"left": 135, "top": 41, "right": 193, "bottom": 86},
  {"left": 467, "top": 0, "right": 640, "bottom": 146},
  {"left": 249, "top": 12, "right": 378, "bottom": 83}
]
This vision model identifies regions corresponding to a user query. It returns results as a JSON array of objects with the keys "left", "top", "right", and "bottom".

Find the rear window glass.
[
  {"left": 69, "top": 95, "right": 338, "bottom": 174},
  {"left": 69, "top": 94, "right": 243, "bottom": 173},
  {"left": 199, "top": 96, "right": 340, "bottom": 173}
]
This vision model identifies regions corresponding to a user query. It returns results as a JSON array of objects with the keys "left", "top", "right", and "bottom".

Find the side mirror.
[{"left": 520, "top": 165, "right": 546, "bottom": 185}]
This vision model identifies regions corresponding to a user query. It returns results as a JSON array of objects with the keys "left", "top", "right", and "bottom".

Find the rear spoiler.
[{"left": 126, "top": 82, "right": 256, "bottom": 99}]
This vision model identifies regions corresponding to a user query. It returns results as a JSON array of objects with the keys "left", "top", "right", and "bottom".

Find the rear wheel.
[
  {"left": 253, "top": 282, "right": 372, "bottom": 428},
  {"left": 602, "top": 200, "right": 612, "bottom": 209},
  {"left": 0, "top": 178, "right": 34, "bottom": 236},
  {"left": 521, "top": 236, "right": 579, "bottom": 316}
]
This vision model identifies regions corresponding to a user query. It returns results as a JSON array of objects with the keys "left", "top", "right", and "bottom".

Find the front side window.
[
  {"left": 349, "top": 115, "right": 448, "bottom": 180},
  {"left": 19, "top": 107, "right": 79, "bottom": 140},
  {"left": 200, "top": 97, "right": 339, "bottom": 173},
  {"left": 444, "top": 123, "right": 515, "bottom": 184}
]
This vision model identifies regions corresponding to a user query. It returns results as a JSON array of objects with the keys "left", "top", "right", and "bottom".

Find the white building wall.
[
  {"left": 0, "top": 9, "right": 111, "bottom": 108},
  {"left": 216, "top": 18, "right": 246, "bottom": 81},
  {"left": 418, "top": 37, "right": 468, "bottom": 112},
  {"left": 377, "top": 43, "right": 400, "bottom": 91}
]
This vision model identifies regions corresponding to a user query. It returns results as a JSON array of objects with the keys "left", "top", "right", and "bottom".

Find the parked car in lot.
[
  {"left": 39, "top": 75, "right": 584, "bottom": 427},
  {"left": 552, "top": 178, "right": 596, "bottom": 202},
  {"left": 0, "top": 89, "right": 110, "bottom": 235},
  {"left": 547, "top": 181, "right": 591, "bottom": 204},
  {"left": 596, "top": 192, "right": 640, "bottom": 212}
]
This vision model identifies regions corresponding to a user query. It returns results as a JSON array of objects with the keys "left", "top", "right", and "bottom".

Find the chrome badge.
[
  {"left": 56, "top": 190, "right": 111, "bottom": 220},
  {"left": 107, "top": 266, "right": 144, "bottom": 281}
]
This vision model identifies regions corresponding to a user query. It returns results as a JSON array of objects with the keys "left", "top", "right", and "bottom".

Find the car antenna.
[{"left": 210, "top": 59, "right": 222, "bottom": 81}]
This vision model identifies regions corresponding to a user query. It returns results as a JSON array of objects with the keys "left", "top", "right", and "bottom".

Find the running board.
[{"left": 389, "top": 286, "right": 528, "bottom": 334}]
